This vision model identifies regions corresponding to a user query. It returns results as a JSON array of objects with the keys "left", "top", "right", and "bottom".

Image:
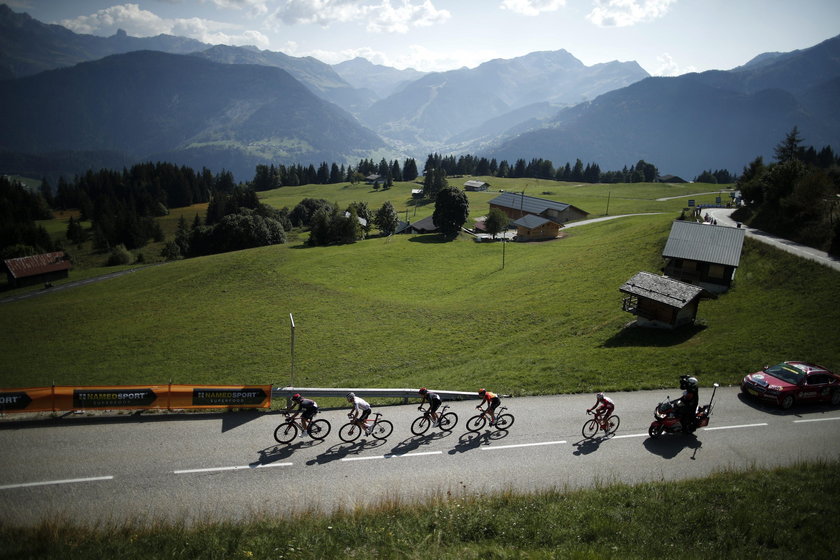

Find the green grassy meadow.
[{"left": 1, "top": 179, "right": 837, "bottom": 393}]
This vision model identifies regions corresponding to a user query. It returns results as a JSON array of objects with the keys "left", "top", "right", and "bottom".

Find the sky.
[{"left": 7, "top": 0, "right": 840, "bottom": 76}]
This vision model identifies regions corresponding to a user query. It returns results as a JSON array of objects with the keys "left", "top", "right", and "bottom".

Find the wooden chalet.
[
  {"left": 662, "top": 220, "right": 745, "bottom": 293},
  {"left": 3, "top": 252, "right": 72, "bottom": 288},
  {"left": 512, "top": 214, "right": 562, "bottom": 241},
  {"left": 620, "top": 271, "right": 707, "bottom": 329},
  {"left": 488, "top": 192, "right": 588, "bottom": 226}
]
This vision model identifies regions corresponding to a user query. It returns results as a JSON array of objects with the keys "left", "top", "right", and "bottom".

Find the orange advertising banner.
[{"left": 0, "top": 384, "right": 272, "bottom": 413}]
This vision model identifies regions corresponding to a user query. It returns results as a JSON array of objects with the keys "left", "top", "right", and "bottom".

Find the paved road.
[
  {"left": 1, "top": 387, "right": 839, "bottom": 527},
  {"left": 704, "top": 207, "right": 840, "bottom": 272}
]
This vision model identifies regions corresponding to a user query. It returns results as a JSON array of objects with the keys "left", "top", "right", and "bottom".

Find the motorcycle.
[{"left": 648, "top": 382, "right": 719, "bottom": 438}]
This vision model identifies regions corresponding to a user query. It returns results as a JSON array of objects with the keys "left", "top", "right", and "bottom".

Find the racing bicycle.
[
  {"left": 339, "top": 412, "right": 394, "bottom": 442},
  {"left": 581, "top": 409, "right": 620, "bottom": 439},
  {"left": 466, "top": 405, "right": 514, "bottom": 432},
  {"left": 411, "top": 404, "right": 458, "bottom": 435},
  {"left": 273, "top": 413, "right": 331, "bottom": 444}
]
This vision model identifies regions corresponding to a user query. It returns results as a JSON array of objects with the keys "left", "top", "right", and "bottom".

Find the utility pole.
[
  {"left": 289, "top": 313, "right": 296, "bottom": 388},
  {"left": 605, "top": 191, "right": 611, "bottom": 216}
]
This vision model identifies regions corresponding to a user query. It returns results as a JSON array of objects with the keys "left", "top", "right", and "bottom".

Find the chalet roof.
[
  {"left": 662, "top": 220, "right": 745, "bottom": 267},
  {"left": 489, "top": 192, "right": 571, "bottom": 215},
  {"left": 407, "top": 215, "right": 437, "bottom": 232},
  {"left": 464, "top": 180, "right": 487, "bottom": 188},
  {"left": 4, "top": 252, "right": 71, "bottom": 280},
  {"left": 513, "top": 214, "right": 553, "bottom": 229},
  {"left": 620, "top": 271, "right": 704, "bottom": 309}
]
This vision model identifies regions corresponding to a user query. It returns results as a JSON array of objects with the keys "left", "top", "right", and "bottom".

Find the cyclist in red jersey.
[
  {"left": 587, "top": 392, "right": 615, "bottom": 423},
  {"left": 477, "top": 388, "right": 501, "bottom": 425}
]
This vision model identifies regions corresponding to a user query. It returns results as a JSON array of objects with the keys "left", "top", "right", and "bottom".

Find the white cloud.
[
  {"left": 653, "top": 52, "right": 695, "bottom": 77},
  {"left": 500, "top": 0, "right": 566, "bottom": 17},
  {"left": 207, "top": 0, "right": 270, "bottom": 16},
  {"left": 587, "top": 0, "right": 676, "bottom": 27},
  {"left": 270, "top": 0, "right": 450, "bottom": 33},
  {"left": 58, "top": 3, "right": 267, "bottom": 47}
]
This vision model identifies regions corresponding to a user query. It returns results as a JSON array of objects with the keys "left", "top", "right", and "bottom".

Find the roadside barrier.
[
  {"left": 0, "top": 384, "right": 272, "bottom": 414},
  {"left": 272, "top": 387, "right": 489, "bottom": 402}
]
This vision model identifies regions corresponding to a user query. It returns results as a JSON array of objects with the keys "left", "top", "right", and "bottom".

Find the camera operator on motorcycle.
[{"left": 672, "top": 375, "right": 699, "bottom": 432}]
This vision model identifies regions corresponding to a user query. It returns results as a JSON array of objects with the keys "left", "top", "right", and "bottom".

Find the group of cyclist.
[{"left": 285, "top": 375, "right": 699, "bottom": 439}]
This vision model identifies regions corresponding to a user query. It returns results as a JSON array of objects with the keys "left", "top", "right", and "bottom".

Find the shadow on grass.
[
  {"left": 643, "top": 434, "right": 703, "bottom": 459},
  {"left": 407, "top": 234, "right": 455, "bottom": 243},
  {"left": 600, "top": 323, "right": 707, "bottom": 348}
]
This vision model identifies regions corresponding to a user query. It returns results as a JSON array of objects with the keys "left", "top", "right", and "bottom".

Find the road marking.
[
  {"left": 174, "top": 463, "right": 292, "bottom": 474},
  {"left": 793, "top": 417, "right": 840, "bottom": 423},
  {"left": 703, "top": 423, "right": 768, "bottom": 431},
  {"left": 341, "top": 451, "right": 443, "bottom": 462},
  {"left": 480, "top": 441, "right": 566, "bottom": 451},
  {"left": 0, "top": 476, "right": 113, "bottom": 490},
  {"left": 612, "top": 433, "right": 648, "bottom": 439}
]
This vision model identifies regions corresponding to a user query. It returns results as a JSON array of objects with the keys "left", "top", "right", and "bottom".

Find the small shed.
[
  {"left": 3, "top": 252, "right": 72, "bottom": 288},
  {"left": 464, "top": 180, "right": 489, "bottom": 191},
  {"left": 365, "top": 174, "right": 381, "bottom": 184},
  {"left": 619, "top": 271, "right": 706, "bottom": 329},
  {"left": 512, "top": 214, "right": 562, "bottom": 241},
  {"left": 662, "top": 220, "right": 745, "bottom": 293}
]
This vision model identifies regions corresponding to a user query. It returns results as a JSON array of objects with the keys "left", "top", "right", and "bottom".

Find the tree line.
[
  {"left": 251, "top": 158, "right": 420, "bottom": 191},
  {"left": 734, "top": 127, "right": 840, "bottom": 256}
]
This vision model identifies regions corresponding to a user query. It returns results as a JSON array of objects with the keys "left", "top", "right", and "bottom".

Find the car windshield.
[{"left": 765, "top": 363, "right": 805, "bottom": 385}]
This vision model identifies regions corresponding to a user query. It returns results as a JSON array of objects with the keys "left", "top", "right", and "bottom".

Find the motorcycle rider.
[{"left": 673, "top": 375, "right": 699, "bottom": 433}]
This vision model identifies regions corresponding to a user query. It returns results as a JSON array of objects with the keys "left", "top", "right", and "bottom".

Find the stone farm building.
[{"left": 661, "top": 220, "right": 745, "bottom": 293}]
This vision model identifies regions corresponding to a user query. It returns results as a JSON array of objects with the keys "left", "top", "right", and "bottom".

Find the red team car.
[{"left": 741, "top": 361, "right": 840, "bottom": 409}]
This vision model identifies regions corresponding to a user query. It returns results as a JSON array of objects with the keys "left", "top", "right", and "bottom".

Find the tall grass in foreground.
[{"left": 2, "top": 461, "right": 838, "bottom": 559}]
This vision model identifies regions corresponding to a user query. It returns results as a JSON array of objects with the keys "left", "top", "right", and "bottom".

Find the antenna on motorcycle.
[{"left": 709, "top": 382, "right": 720, "bottom": 410}]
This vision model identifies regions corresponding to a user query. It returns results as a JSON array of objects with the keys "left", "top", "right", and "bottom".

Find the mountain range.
[{"left": 1, "top": 3, "right": 839, "bottom": 181}]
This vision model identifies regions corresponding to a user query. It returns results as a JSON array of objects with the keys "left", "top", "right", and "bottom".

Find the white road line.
[
  {"left": 702, "top": 423, "right": 768, "bottom": 431},
  {"left": 794, "top": 417, "right": 840, "bottom": 423},
  {"left": 340, "top": 451, "right": 443, "bottom": 462},
  {"left": 612, "top": 433, "right": 648, "bottom": 439},
  {"left": 174, "top": 463, "right": 292, "bottom": 474},
  {"left": 0, "top": 475, "right": 114, "bottom": 490},
  {"left": 480, "top": 441, "right": 566, "bottom": 451}
]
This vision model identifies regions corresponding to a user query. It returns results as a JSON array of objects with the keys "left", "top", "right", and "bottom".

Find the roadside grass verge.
[
  {"left": 1, "top": 211, "right": 838, "bottom": 394},
  {"left": 2, "top": 461, "right": 838, "bottom": 559}
]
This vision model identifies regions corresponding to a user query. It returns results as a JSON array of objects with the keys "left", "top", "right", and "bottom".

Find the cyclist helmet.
[
  {"left": 419, "top": 387, "right": 428, "bottom": 394},
  {"left": 346, "top": 392, "right": 355, "bottom": 401},
  {"left": 596, "top": 392, "right": 605, "bottom": 401},
  {"left": 478, "top": 388, "right": 486, "bottom": 395},
  {"left": 292, "top": 393, "right": 302, "bottom": 402},
  {"left": 686, "top": 376, "right": 698, "bottom": 388}
]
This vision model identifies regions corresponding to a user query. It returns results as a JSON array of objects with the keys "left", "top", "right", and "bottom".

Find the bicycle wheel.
[
  {"left": 605, "top": 415, "right": 620, "bottom": 436},
  {"left": 411, "top": 416, "right": 431, "bottom": 436},
  {"left": 466, "top": 414, "right": 486, "bottom": 432},
  {"left": 494, "top": 413, "right": 515, "bottom": 431},
  {"left": 273, "top": 422, "right": 298, "bottom": 444},
  {"left": 581, "top": 419, "right": 599, "bottom": 439},
  {"left": 307, "top": 419, "right": 331, "bottom": 440},
  {"left": 371, "top": 420, "right": 393, "bottom": 440},
  {"left": 438, "top": 412, "right": 458, "bottom": 432},
  {"left": 339, "top": 422, "right": 361, "bottom": 442}
]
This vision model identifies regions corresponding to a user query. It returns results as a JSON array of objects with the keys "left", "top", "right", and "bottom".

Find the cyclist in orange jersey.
[{"left": 477, "top": 388, "right": 501, "bottom": 425}]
